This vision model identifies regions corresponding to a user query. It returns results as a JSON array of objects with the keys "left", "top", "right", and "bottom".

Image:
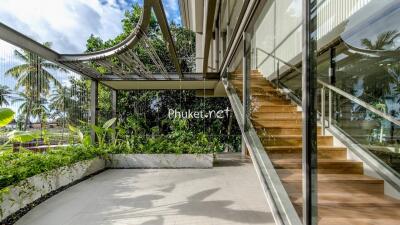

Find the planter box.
[
  {"left": 106, "top": 154, "right": 214, "bottom": 168},
  {"left": 0, "top": 158, "right": 105, "bottom": 221}
]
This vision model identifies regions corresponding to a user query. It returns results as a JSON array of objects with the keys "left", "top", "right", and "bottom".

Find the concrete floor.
[{"left": 16, "top": 154, "right": 275, "bottom": 225}]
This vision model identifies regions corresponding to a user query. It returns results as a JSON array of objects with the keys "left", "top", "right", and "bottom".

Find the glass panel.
[
  {"left": 247, "top": 0, "right": 305, "bottom": 221},
  {"left": 329, "top": 91, "right": 400, "bottom": 173},
  {"left": 314, "top": 0, "right": 400, "bottom": 224}
]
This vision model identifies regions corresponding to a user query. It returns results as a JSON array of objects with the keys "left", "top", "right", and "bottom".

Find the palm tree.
[
  {"left": 0, "top": 85, "right": 13, "bottom": 106},
  {"left": 12, "top": 92, "right": 33, "bottom": 129},
  {"left": 361, "top": 30, "right": 400, "bottom": 50},
  {"left": 5, "top": 42, "right": 65, "bottom": 129},
  {"left": 13, "top": 92, "right": 48, "bottom": 131},
  {"left": 50, "top": 87, "right": 71, "bottom": 140}
]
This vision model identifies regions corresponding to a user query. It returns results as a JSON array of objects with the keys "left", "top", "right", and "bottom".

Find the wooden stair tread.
[
  {"left": 279, "top": 173, "right": 383, "bottom": 183},
  {"left": 290, "top": 193, "right": 400, "bottom": 206},
  {"left": 318, "top": 217, "right": 400, "bottom": 225},
  {"left": 318, "top": 206, "right": 400, "bottom": 223},
  {"left": 255, "top": 123, "right": 307, "bottom": 128},
  {"left": 265, "top": 146, "right": 345, "bottom": 151},
  {"left": 273, "top": 159, "right": 357, "bottom": 163},
  {"left": 260, "top": 135, "right": 331, "bottom": 138},
  {"left": 272, "top": 159, "right": 363, "bottom": 172}
]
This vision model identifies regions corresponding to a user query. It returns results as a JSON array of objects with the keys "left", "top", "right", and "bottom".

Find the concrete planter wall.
[
  {"left": 0, "top": 158, "right": 105, "bottom": 221},
  {"left": 106, "top": 154, "right": 214, "bottom": 168}
]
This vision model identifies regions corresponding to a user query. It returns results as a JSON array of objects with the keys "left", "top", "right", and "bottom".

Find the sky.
[
  {"left": 0, "top": 0, "right": 181, "bottom": 115},
  {"left": 0, "top": 0, "right": 181, "bottom": 53}
]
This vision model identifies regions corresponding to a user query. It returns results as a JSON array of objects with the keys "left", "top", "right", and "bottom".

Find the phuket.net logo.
[{"left": 168, "top": 108, "right": 231, "bottom": 119}]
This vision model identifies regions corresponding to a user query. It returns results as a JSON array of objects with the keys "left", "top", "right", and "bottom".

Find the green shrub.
[
  {"left": 0, "top": 146, "right": 105, "bottom": 190},
  {"left": 0, "top": 117, "right": 222, "bottom": 191}
]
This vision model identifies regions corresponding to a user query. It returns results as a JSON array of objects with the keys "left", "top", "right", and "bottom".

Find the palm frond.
[
  {"left": 13, "top": 49, "right": 28, "bottom": 62},
  {"left": 41, "top": 68, "right": 62, "bottom": 87},
  {"left": 4, "top": 64, "right": 31, "bottom": 78},
  {"left": 41, "top": 62, "right": 68, "bottom": 72}
]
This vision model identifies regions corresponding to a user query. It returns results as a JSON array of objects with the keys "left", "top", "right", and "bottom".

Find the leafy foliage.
[
  {"left": 0, "top": 146, "right": 104, "bottom": 190},
  {"left": 0, "top": 109, "right": 14, "bottom": 128},
  {"left": 86, "top": 3, "right": 240, "bottom": 150}
]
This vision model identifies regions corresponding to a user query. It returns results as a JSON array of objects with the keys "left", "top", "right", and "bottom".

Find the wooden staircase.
[{"left": 230, "top": 70, "right": 400, "bottom": 225}]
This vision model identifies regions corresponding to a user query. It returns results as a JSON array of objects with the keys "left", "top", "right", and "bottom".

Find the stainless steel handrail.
[{"left": 317, "top": 80, "right": 400, "bottom": 127}]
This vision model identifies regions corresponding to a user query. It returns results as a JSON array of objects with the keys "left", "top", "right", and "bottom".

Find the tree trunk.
[
  {"left": 227, "top": 109, "right": 233, "bottom": 135},
  {"left": 24, "top": 102, "right": 32, "bottom": 131}
]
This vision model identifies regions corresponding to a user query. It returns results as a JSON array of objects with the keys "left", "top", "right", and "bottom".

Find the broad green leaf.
[
  {"left": 7, "top": 130, "right": 39, "bottom": 143},
  {"left": 103, "top": 118, "right": 117, "bottom": 129},
  {"left": 68, "top": 124, "right": 78, "bottom": 133},
  {"left": 77, "top": 130, "right": 84, "bottom": 142},
  {"left": 83, "top": 135, "right": 91, "bottom": 146},
  {"left": 0, "top": 108, "right": 15, "bottom": 128},
  {"left": 91, "top": 124, "right": 103, "bottom": 135}
]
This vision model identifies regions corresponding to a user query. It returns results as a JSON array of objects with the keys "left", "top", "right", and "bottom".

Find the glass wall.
[
  {"left": 247, "top": 0, "right": 400, "bottom": 174},
  {"left": 224, "top": 0, "right": 400, "bottom": 222},
  {"left": 316, "top": 0, "right": 400, "bottom": 173}
]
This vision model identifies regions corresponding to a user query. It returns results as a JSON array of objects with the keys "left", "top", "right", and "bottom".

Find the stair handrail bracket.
[{"left": 222, "top": 77, "right": 302, "bottom": 225}]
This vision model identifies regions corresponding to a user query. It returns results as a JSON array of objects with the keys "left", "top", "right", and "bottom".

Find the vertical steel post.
[
  {"left": 321, "top": 87, "right": 326, "bottom": 135},
  {"left": 302, "top": 0, "right": 318, "bottom": 224},
  {"left": 328, "top": 89, "right": 332, "bottom": 127},
  {"left": 242, "top": 32, "right": 251, "bottom": 156},
  {"left": 111, "top": 89, "right": 118, "bottom": 142},
  {"left": 276, "top": 61, "right": 280, "bottom": 88},
  {"left": 90, "top": 80, "right": 98, "bottom": 145},
  {"left": 214, "top": 14, "right": 220, "bottom": 71},
  {"left": 328, "top": 48, "right": 336, "bottom": 127}
]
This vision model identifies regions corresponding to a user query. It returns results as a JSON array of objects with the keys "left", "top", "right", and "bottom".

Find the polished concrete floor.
[{"left": 16, "top": 154, "right": 275, "bottom": 225}]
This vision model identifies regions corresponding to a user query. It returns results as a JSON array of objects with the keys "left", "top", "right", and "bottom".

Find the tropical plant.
[
  {"left": 4, "top": 42, "right": 64, "bottom": 92},
  {"left": 50, "top": 87, "right": 71, "bottom": 140},
  {"left": 12, "top": 92, "right": 48, "bottom": 131},
  {"left": 0, "top": 85, "right": 13, "bottom": 106},
  {"left": 69, "top": 118, "right": 117, "bottom": 148},
  {"left": 0, "top": 108, "right": 37, "bottom": 150},
  {"left": 5, "top": 42, "right": 65, "bottom": 130},
  {"left": 85, "top": 3, "right": 241, "bottom": 151},
  {"left": 0, "top": 108, "right": 14, "bottom": 128}
]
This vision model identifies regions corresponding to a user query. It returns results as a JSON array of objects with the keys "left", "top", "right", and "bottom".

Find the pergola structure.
[
  {"left": 0, "top": 0, "right": 226, "bottom": 141},
  {"left": 0, "top": 0, "right": 227, "bottom": 87}
]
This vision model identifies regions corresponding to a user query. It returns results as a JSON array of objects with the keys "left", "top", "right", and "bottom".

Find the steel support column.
[
  {"left": 202, "top": 0, "right": 218, "bottom": 73},
  {"left": 90, "top": 80, "right": 99, "bottom": 144},
  {"left": 111, "top": 89, "right": 118, "bottom": 141},
  {"left": 302, "top": 0, "right": 318, "bottom": 224},
  {"left": 242, "top": 32, "right": 251, "bottom": 156}
]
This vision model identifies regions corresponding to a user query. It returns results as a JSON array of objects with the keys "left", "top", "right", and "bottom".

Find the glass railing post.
[
  {"left": 328, "top": 89, "right": 332, "bottom": 128},
  {"left": 321, "top": 86, "right": 326, "bottom": 135}
]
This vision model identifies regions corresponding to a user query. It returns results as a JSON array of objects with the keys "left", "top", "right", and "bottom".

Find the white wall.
[{"left": 253, "top": 0, "right": 374, "bottom": 79}]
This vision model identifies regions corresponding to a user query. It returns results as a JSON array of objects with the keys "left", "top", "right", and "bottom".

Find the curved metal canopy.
[{"left": 0, "top": 0, "right": 183, "bottom": 80}]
